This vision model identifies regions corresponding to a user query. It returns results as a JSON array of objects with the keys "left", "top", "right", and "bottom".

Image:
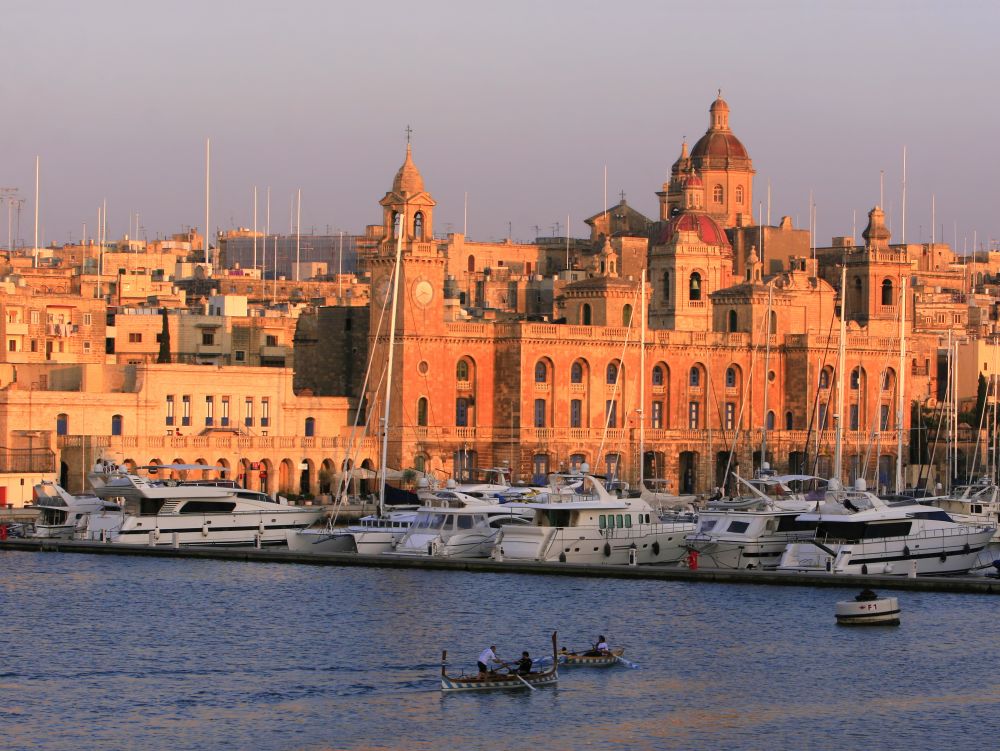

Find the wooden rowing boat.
[
  {"left": 440, "top": 631, "right": 558, "bottom": 692},
  {"left": 559, "top": 647, "right": 625, "bottom": 667}
]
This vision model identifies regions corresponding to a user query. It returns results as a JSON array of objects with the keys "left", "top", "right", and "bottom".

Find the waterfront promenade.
[{"left": 4, "top": 537, "right": 1000, "bottom": 595}]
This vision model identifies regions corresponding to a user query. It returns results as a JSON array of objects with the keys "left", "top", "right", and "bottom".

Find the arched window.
[
  {"left": 766, "top": 411, "right": 775, "bottom": 430},
  {"left": 725, "top": 367, "right": 737, "bottom": 388},
  {"left": 663, "top": 271, "right": 670, "bottom": 301},
  {"left": 652, "top": 365, "right": 664, "bottom": 386},
  {"left": 819, "top": 369, "right": 831, "bottom": 389},
  {"left": 622, "top": 304, "right": 633, "bottom": 327},
  {"left": 582, "top": 303, "right": 592, "bottom": 325},
  {"left": 689, "top": 367, "right": 700, "bottom": 387},
  {"left": 735, "top": 185, "right": 744, "bottom": 204},
  {"left": 534, "top": 361, "right": 548, "bottom": 383},
  {"left": 571, "top": 362, "right": 584, "bottom": 384},
  {"left": 56, "top": 413, "right": 68, "bottom": 436},
  {"left": 785, "top": 411, "right": 794, "bottom": 430},
  {"left": 456, "top": 360, "right": 469, "bottom": 381},
  {"left": 111, "top": 414, "right": 123, "bottom": 436},
  {"left": 881, "top": 279, "right": 894, "bottom": 306},
  {"left": 606, "top": 362, "right": 618, "bottom": 385},
  {"left": 689, "top": 272, "right": 702, "bottom": 302},
  {"left": 883, "top": 370, "right": 894, "bottom": 391},
  {"left": 851, "top": 368, "right": 861, "bottom": 390},
  {"left": 456, "top": 398, "right": 469, "bottom": 427},
  {"left": 417, "top": 398, "right": 428, "bottom": 427},
  {"left": 728, "top": 309, "right": 738, "bottom": 332},
  {"left": 713, "top": 185, "right": 723, "bottom": 203},
  {"left": 304, "top": 417, "right": 315, "bottom": 437},
  {"left": 413, "top": 211, "right": 424, "bottom": 240},
  {"left": 467, "top": 255, "right": 475, "bottom": 273}
]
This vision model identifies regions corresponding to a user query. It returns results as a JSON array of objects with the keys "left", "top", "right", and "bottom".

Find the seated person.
[
  {"left": 477, "top": 645, "right": 501, "bottom": 678},
  {"left": 596, "top": 635, "right": 610, "bottom": 655},
  {"left": 516, "top": 651, "right": 533, "bottom": 676}
]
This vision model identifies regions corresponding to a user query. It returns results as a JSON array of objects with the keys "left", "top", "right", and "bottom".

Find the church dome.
[
  {"left": 690, "top": 130, "right": 749, "bottom": 160},
  {"left": 392, "top": 144, "right": 424, "bottom": 194},
  {"left": 651, "top": 211, "right": 730, "bottom": 248}
]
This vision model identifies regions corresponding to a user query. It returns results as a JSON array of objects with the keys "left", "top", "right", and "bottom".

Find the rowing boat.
[
  {"left": 560, "top": 647, "right": 625, "bottom": 667},
  {"left": 440, "top": 631, "right": 558, "bottom": 692}
]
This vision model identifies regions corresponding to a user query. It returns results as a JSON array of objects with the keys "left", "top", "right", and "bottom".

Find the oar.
[
  {"left": 614, "top": 654, "right": 640, "bottom": 669},
  {"left": 501, "top": 661, "right": 536, "bottom": 691}
]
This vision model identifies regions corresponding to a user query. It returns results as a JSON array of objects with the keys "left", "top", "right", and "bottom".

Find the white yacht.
[
  {"left": 390, "top": 491, "right": 532, "bottom": 558},
  {"left": 286, "top": 508, "right": 417, "bottom": 555},
  {"left": 638, "top": 479, "right": 698, "bottom": 513},
  {"left": 778, "top": 479, "right": 996, "bottom": 576},
  {"left": 492, "top": 472, "right": 695, "bottom": 565},
  {"left": 30, "top": 480, "right": 121, "bottom": 539},
  {"left": 684, "top": 474, "right": 821, "bottom": 570},
  {"left": 933, "top": 479, "right": 1000, "bottom": 542},
  {"left": 84, "top": 466, "right": 323, "bottom": 546},
  {"left": 417, "top": 467, "right": 538, "bottom": 503}
]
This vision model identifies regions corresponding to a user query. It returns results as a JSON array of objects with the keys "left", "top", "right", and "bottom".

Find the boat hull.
[
  {"left": 496, "top": 525, "right": 693, "bottom": 565},
  {"left": 560, "top": 648, "right": 625, "bottom": 667},
  {"left": 440, "top": 671, "right": 558, "bottom": 691},
  {"left": 286, "top": 528, "right": 403, "bottom": 554},
  {"left": 835, "top": 597, "right": 900, "bottom": 626}
]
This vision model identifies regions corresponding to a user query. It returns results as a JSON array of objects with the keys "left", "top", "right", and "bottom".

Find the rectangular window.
[
  {"left": 166, "top": 395, "right": 174, "bottom": 426},
  {"left": 725, "top": 402, "right": 735, "bottom": 430},
  {"left": 534, "top": 399, "right": 546, "bottom": 428},
  {"left": 245, "top": 397, "right": 254, "bottom": 427},
  {"left": 652, "top": 401, "right": 663, "bottom": 429},
  {"left": 182, "top": 395, "right": 191, "bottom": 426},
  {"left": 128, "top": 332, "right": 142, "bottom": 343},
  {"left": 261, "top": 397, "right": 269, "bottom": 427},
  {"left": 266, "top": 334, "right": 278, "bottom": 347},
  {"left": 205, "top": 396, "right": 214, "bottom": 426},
  {"left": 83, "top": 313, "right": 93, "bottom": 326},
  {"left": 235, "top": 350, "right": 246, "bottom": 362},
  {"left": 819, "top": 403, "right": 828, "bottom": 429},
  {"left": 688, "top": 401, "right": 700, "bottom": 429},
  {"left": 456, "top": 398, "right": 468, "bottom": 427},
  {"left": 221, "top": 396, "right": 230, "bottom": 426},
  {"left": 570, "top": 399, "right": 582, "bottom": 428},
  {"left": 30, "top": 340, "right": 37, "bottom": 352},
  {"left": 202, "top": 331, "right": 215, "bottom": 345},
  {"left": 7, "top": 339, "right": 15, "bottom": 352},
  {"left": 83, "top": 341, "right": 91, "bottom": 354},
  {"left": 30, "top": 310, "right": 39, "bottom": 324},
  {"left": 605, "top": 400, "right": 617, "bottom": 428},
  {"left": 880, "top": 404, "right": 890, "bottom": 431},
  {"left": 849, "top": 404, "right": 859, "bottom": 431}
]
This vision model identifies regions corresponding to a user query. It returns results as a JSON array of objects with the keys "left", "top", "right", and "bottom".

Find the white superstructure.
[{"left": 30, "top": 481, "right": 121, "bottom": 539}]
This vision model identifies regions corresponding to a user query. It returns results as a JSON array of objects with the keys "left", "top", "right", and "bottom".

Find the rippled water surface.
[{"left": 3, "top": 550, "right": 1000, "bottom": 751}]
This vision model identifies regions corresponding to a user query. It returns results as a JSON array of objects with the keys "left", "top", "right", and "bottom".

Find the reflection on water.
[{"left": 3, "top": 550, "right": 1000, "bottom": 751}]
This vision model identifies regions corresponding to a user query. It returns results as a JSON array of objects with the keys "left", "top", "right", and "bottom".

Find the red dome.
[
  {"left": 690, "top": 130, "right": 749, "bottom": 161},
  {"left": 652, "top": 212, "right": 730, "bottom": 248},
  {"left": 683, "top": 173, "right": 703, "bottom": 188}
]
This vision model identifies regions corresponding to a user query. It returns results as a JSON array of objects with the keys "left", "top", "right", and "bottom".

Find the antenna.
[
  {"left": 931, "top": 194, "right": 936, "bottom": 245},
  {"left": 901, "top": 145, "right": 907, "bottom": 244},
  {"left": 253, "top": 185, "right": 258, "bottom": 271},
  {"left": 205, "top": 138, "right": 210, "bottom": 265},
  {"left": 33, "top": 156, "right": 39, "bottom": 266},
  {"left": 296, "top": 188, "right": 302, "bottom": 282}
]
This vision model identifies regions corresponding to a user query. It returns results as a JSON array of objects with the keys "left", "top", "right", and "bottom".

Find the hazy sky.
[{"left": 5, "top": 0, "right": 1000, "bottom": 251}]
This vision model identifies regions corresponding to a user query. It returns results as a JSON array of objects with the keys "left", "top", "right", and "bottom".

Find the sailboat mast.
[
  {"left": 895, "top": 276, "right": 906, "bottom": 493},
  {"left": 834, "top": 265, "right": 847, "bottom": 483},
  {"left": 378, "top": 203, "right": 406, "bottom": 516},
  {"left": 639, "top": 268, "right": 646, "bottom": 489},
  {"left": 761, "top": 284, "right": 773, "bottom": 471}
]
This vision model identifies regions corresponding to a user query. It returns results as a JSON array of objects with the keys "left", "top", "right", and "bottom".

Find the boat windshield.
[{"left": 412, "top": 511, "right": 447, "bottom": 530}]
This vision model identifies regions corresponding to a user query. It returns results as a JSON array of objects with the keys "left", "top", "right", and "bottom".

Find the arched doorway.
[{"left": 679, "top": 451, "right": 698, "bottom": 494}]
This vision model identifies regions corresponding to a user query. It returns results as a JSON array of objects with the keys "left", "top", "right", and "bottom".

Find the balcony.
[
  {"left": 5, "top": 322, "right": 28, "bottom": 336},
  {"left": 456, "top": 380, "right": 473, "bottom": 392}
]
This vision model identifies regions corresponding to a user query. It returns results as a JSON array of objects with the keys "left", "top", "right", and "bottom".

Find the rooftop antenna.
[
  {"left": 565, "top": 214, "right": 570, "bottom": 271},
  {"left": 253, "top": 185, "right": 258, "bottom": 271},
  {"left": 901, "top": 145, "right": 907, "bottom": 245},
  {"left": 603, "top": 164, "right": 608, "bottom": 230},
  {"left": 33, "top": 156, "right": 39, "bottom": 266},
  {"left": 205, "top": 138, "right": 210, "bottom": 265},
  {"left": 295, "top": 188, "right": 301, "bottom": 281}
]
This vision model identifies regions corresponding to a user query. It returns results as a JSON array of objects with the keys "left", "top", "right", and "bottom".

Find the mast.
[
  {"left": 834, "top": 264, "right": 847, "bottom": 484},
  {"left": 378, "top": 202, "right": 406, "bottom": 516},
  {"left": 295, "top": 188, "right": 301, "bottom": 281},
  {"left": 638, "top": 268, "right": 646, "bottom": 489},
  {"left": 761, "top": 283, "right": 773, "bottom": 472},
  {"left": 204, "top": 138, "right": 210, "bottom": 265},
  {"left": 33, "top": 155, "right": 39, "bottom": 267},
  {"left": 253, "top": 185, "right": 258, "bottom": 272},
  {"left": 895, "top": 276, "right": 906, "bottom": 493}
]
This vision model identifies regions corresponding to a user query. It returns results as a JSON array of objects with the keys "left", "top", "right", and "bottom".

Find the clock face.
[{"left": 413, "top": 279, "right": 434, "bottom": 308}]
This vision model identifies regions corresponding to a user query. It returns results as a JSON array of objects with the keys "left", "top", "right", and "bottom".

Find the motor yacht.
[
  {"left": 390, "top": 491, "right": 532, "bottom": 558},
  {"left": 84, "top": 465, "right": 323, "bottom": 546},
  {"left": 933, "top": 479, "right": 1000, "bottom": 543},
  {"left": 30, "top": 480, "right": 121, "bottom": 539},
  {"left": 778, "top": 479, "right": 996, "bottom": 576},
  {"left": 684, "top": 474, "right": 821, "bottom": 570},
  {"left": 491, "top": 471, "right": 695, "bottom": 565},
  {"left": 286, "top": 508, "right": 417, "bottom": 554}
]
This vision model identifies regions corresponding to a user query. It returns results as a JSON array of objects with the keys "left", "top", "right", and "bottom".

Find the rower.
[
  {"left": 595, "top": 635, "right": 610, "bottom": 655},
  {"left": 516, "top": 651, "right": 532, "bottom": 676},
  {"left": 477, "top": 645, "right": 501, "bottom": 678}
]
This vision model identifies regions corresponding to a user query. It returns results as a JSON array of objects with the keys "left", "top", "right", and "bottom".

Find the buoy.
[
  {"left": 652, "top": 541, "right": 660, "bottom": 556},
  {"left": 603, "top": 542, "right": 611, "bottom": 557},
  {"left": 835, "top": 590, "right": 900, "bottom": 626}
]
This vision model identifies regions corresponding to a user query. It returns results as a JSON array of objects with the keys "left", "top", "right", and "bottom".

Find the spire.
[
  {"left": 392, "top": 142, "right": 425, "bottom": 195},
  {"left": 862, "top": 205, "right": 891, "bottom": 251}
]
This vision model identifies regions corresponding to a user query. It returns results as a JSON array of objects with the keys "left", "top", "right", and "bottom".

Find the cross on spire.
[
  {"left": 619, "top": 189, "right": 626, "bottom": 202},
  {"left": 405, "top": 124, "right": 413, "bottom": 144}
]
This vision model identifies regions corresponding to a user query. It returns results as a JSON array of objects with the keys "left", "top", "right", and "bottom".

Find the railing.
[{"left": 0, "top": 447, "right": 56, "bottom": 473}]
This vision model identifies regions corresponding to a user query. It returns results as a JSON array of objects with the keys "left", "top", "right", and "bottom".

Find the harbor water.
[{"left": 3, "top": 550, "right": 1000, "bottom": 751}]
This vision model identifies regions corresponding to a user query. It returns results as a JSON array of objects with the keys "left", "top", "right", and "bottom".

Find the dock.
[{"left": 3, "top": 538, "right": 1000, "bottom": 594}]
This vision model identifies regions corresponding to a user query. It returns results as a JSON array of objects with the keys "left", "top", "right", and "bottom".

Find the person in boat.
[
  {"left": 516, "top": 651, "right": 533, "bottom": 676},
  {"left": 477, "top": 645, "right": 501, "bottom": 677},
  {"left": 585, "top": 635, "right": 611, "bottom": 657}
]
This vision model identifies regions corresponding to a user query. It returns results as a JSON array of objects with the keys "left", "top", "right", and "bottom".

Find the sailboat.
[{"left": 287, "top": 205, "right": 417, "bottom": 554}]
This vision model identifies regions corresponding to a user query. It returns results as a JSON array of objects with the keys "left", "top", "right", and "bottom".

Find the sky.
[{"left": 4, "top": 0, "right": 1000, "bottom": 251}]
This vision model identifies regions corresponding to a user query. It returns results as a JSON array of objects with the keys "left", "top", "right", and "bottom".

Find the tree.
[{"left": 157, "top": 308, "right": 171, "bottom": 364}]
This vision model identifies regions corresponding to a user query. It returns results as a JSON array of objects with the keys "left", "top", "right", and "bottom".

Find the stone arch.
[
  {"left": 727, "top": 309, "right": 738, "bottom": 332},
  {"left": 279, "top": 458, "right": 296, "bottom": 495}
]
